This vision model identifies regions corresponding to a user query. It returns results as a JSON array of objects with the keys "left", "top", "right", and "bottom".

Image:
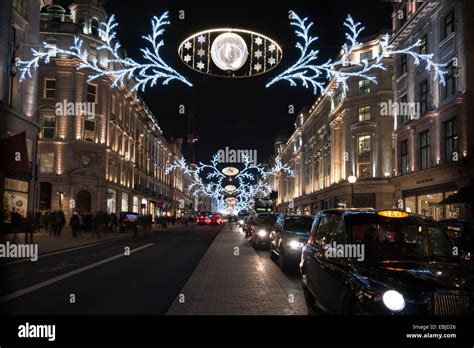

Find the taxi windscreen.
[{"left": 350, "top": 221, "right": 454, "bottom": 260}]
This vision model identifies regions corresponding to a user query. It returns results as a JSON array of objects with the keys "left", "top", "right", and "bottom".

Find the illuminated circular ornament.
[
  {"left": 210, "top": 33, "right": 248, "bottom": 71},
  {"left": 224, "top": 185, "right": 237, "bottom": 194},
  {"left": 222, "top": 167, "right": 239, "bottom": 176},
  {"left": 178, "top": 29, "right": 282, "bottom": 77},
  {"left": 225, "top": 197, "right": 238, "bottom": 205}
]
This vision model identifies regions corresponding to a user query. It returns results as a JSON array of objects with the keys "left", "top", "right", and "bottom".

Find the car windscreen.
[
  {"left": 350, "top": 221, "right": 454, "bottom": 260},
  {"left": 257, "top": 215, "right": 276, "bottom": 225},
  {"left": 284, "top": 216, "right": 313, "bottom": 233}
]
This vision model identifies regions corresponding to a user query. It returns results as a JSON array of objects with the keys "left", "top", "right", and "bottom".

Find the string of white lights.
[
  {"left": 266, "top": 11, "right": 448, "bottom": 95},
  {"left": 17, "top": 11, "right": 192, "bottom": 91}
]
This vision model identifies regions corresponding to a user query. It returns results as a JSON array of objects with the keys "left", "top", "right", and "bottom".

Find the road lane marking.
[
  {"left": 7, "top": 274, "right": 24, "bottom": 280},
  {"left": 0, "top": 235, "right": 131, "bottom": 266},
  {"left": 0, "top": 243, "right": 154, "bottom": 303}
]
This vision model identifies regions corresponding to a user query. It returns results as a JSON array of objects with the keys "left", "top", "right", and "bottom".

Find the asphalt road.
[{"left": 1, "top": 224, "right": 221, "bottom": 315}]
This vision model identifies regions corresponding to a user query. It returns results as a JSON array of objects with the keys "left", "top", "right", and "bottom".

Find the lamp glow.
[
  {"left": 382, "top": 290, "right": 405, "bottom": 312},
  {"left": 211, "top": 33, "right": 248, "bottom": 71}
]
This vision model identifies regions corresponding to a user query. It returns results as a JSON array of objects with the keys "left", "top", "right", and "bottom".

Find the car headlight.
[
  {"left": 238, "top": 219, "right": 244, "bottom": 225},
  {"left": 257, "top": 229, "right": 267, "bottom": 237},
  {"left": 382, "top": 290, "right": 405, "bottom": 312},
  {"left": 288, "top": 240, "right": 304, "bottom": 250}
]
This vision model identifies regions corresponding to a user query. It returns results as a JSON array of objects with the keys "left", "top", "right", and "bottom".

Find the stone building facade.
[
  {"left": 35, "top": 0, "right": 192, "bottom": 222},
  {"left": 390, "top": 0, "right": 474, "bottom": 219},
  {"left": 1, "top": 0, "right": 43, "bottom": 225},
  {"left": 271, "top": 35, "right": 395, "bottom": 215}
]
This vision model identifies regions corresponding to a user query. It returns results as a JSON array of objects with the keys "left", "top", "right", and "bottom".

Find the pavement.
[
  {"left": 0, "top": 223, "right": 188, "bottom": 256},
  {"left": 167, "top": 223, "right": 307, "bottom": 315}
]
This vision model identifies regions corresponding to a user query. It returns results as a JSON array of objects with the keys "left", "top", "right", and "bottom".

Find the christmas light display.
[
  {"left": 17, "top": 11, "right": 192, "bottom": 91},
  {"left": 166, "top": 154, "right": 294, "bottom": 214},
  {"left": 266, "top": 11, "right": 448, "bottom": 95}
]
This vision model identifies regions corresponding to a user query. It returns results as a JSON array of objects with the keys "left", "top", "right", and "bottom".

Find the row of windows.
[
  {"left": 399, "top": 118, "right": 457, "bottom": 174},
  {"left": 43, "top": 78, "right": 98, "bottom": 103}
]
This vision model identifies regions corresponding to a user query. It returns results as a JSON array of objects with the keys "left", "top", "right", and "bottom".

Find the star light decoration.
[
  {"left": 266, "top": 11, "right": 448, "bottom": 95},
  {"left": 16, "top": 11, "right": 192, "bottom": 91},
  {"left": 165, "top": 153, "right": 294, "bottom": 214}
]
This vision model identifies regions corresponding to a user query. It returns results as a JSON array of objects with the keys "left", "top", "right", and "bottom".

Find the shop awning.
[{"left": 440, "top": 184, "right": 474, "bottom": 204}]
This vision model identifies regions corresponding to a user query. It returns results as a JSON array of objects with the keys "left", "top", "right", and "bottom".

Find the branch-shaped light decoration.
[
  {"left": 166, "top": 153, "right": 294, "bottom": 214},
  {"left": 266, "top": 11, "right": 448, "bottom": 95},
  {"left": 17, "top": 11, "right": 192, "bottom": 91}
]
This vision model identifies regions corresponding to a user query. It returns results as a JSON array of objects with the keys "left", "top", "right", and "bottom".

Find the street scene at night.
[{"left": 1, "top": 0, "right": 474, "bottom": 345}]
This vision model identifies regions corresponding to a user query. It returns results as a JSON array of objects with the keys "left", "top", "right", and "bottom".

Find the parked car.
[
  {"left": 270, "top": 214, "right": 314, "bottom": 270},
  {"left": 119, "top": 212, "right": 139, "bottom": 233},
  {"left": 197, "top": 212, "right": 212, "bottom": 225},
  {"left": 300, "top": 209, "right": 474, "bottom": 315},
  {"left": 249, "top": 213, "right": 276, "bottom": 249},
  {"left": 439, "top": 219, "right": 474, "bottom": 256}
]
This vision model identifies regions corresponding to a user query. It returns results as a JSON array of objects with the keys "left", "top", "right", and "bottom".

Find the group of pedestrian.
[{"left": 37, "top": 210, "right": 66, "bottom": 237}]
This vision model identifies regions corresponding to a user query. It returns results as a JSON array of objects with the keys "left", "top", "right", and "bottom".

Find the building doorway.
[{"left": 76, "top": 190, "right": 91, "bottom": 215}]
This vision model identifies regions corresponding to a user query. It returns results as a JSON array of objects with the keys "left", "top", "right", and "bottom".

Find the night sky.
[{"left": 103, "top": 0, "right": 393, "bottom": 163}]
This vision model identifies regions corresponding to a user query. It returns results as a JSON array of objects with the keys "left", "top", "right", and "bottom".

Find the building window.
[
  {"left": 87, "top": 84, "right": 98, "bottom": 104},
  {"left": 358, "top": 106, "right": 371, "bottom": 121},
  {"left": 420, "top": 131, "right": 430, "bottom": 170},
  {"left": 88, "top": 45, "right": 97, "bottom": 62},
  {"left": 41, "top": 115, "right": 56, "bottom": 139},
  {"left": 40, "top": 153, "right": 55, "bottom": 173},
  {"left": 445, "top": 118, "right": 458, "bottom": 163},
  {"left": 43, "top": 79, "right": 56, "bottom": 99},
  {"left": 109, "top": 125, "right": 116, "bottom": 150},
  {"left": 358, "top": 163, "right": 371, "bottom": 178},
  {"left": 46, "top": 38, "right": 57, "bottom": 57},
  {"left": 358, "top": 79, "right": 370, "bottom": 95},
  {"left": 443, "top": 9, "right": 455, "bottom": 39},
  {"left": 400, "top": 140, "right": 409, "bottom": 175},
  {"left": 83, "top": 119, "right": 96, "bottom": 142},
  {"left": 399, "top": 94, "right": 409, "bottom": 125},
  {"left": 118, "top": 102, "right": 123, "bottom": 120},
  {"left": 399, "top": 55, "right": 408, "bottom": 76},
  {"left": 90, "top": 17, "right": 99, "bottom": 37},
  {"left": 13, "top": 0, "right": 26, "bottom": 17},
  {"left": 358, "top": 135, "right": 371, "bottom": 155},
  {"left": 360, "top": 50, "right": 373, "bottom": 61},
  {"left": 419, "top": 34, "right": 427, "bottom": 54},
  {"left": 419, "top": 80, "right": 428, "bottom": 114},
  {"left": 111, "top": 94, "right": 116, "bottom": 115},
  {"left": 442, "top": 64, "right": 456, "bottom": 100},
  {"left": 38, "top": 182, "right": 52, "bottom": 211}
]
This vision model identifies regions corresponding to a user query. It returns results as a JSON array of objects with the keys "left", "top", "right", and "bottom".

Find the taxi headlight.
[
  {"left": 382, "top": 290, "right": 405, "bottom": 312},
  {"left": 288, "top": 240, "right": 304, "bottom": 250},
  {"left": 257, "top": 229, "right": 267, "bottom": 237}
]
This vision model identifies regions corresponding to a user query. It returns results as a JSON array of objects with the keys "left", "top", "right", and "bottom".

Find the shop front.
[
  {"left": 3, "top": 178, "right": 29, "bottom": 221},
  {"left": 403, "top": 187, "right": 461, "bottom": 220}
]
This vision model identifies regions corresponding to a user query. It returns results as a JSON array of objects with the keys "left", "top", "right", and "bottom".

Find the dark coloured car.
[
  {"left": 300, "top": 209, "right": 474, "bottom": 315},
  {"left": 119, "top": 212, "right": 139, "bottom": 233},
  {"left": 250, "top": 213, "right": 276, "bottom": 249},
  {"left": 270, "top": 214, "right": 314, "bottom": 270},
  {"left": 439, "top": 219, "right": 474, "bottom": 256},
  {"left": 197, "top": 211, "right": 212, "bottom": 225},
  {"left": 210, "top": 214, "right": 222, "bottom": 225}
]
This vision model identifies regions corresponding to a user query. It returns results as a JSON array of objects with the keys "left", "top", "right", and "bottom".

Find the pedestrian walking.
[
  {"left": 54, "top": 210, "right": 65, "bottom": 237},
  {"left": 70, "top": 212, "right": 81, "bottom": 238}
]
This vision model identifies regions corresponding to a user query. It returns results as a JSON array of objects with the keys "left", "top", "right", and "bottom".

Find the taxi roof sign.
[{"left": 377, "top": 210, "right": 409, "bottom": 218}]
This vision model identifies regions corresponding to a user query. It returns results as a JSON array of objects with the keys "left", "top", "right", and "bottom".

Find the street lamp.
[{"left": 348, "top": 175, "right": 357, "bottom": 208}]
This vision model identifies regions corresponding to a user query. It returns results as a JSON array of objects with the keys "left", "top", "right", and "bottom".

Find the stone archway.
[{"left": 76, "top": 190, "right": 91, "bottom": 215}]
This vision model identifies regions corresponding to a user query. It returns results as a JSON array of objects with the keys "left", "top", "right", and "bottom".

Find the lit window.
[
  {"left": 88, "top": 45, "right": 97, "bottom": 62},
  {"left": 41, "top": 115, "right": 56, "bottom": 139},
  {"left": 358, "top": 106, "right": 371, "bottom": 121},
  {"left": 419, "top": 34, "right": 427, "bottom": 55},
  {"left": 40, "top": 153, "right": 55, "bottom": 173},
  {"left": 87, "top": 84, "right": 98, "bottom": 104},
  {"left": 43, "top": 79, "right": 56, "bottom": 99},
  {"left": 111, "top": 95, "right": 116, "bottom": 115},
  {"left": 90, "top": 17, "right": 99, "bottom": 37},
  {"left": 358, "top": 135, "right": 371, "bottom": 154}
]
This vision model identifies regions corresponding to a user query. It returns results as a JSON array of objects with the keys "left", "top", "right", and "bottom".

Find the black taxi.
[{"left": 300, "top": 209, "right": 474, "bottom": 315}]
